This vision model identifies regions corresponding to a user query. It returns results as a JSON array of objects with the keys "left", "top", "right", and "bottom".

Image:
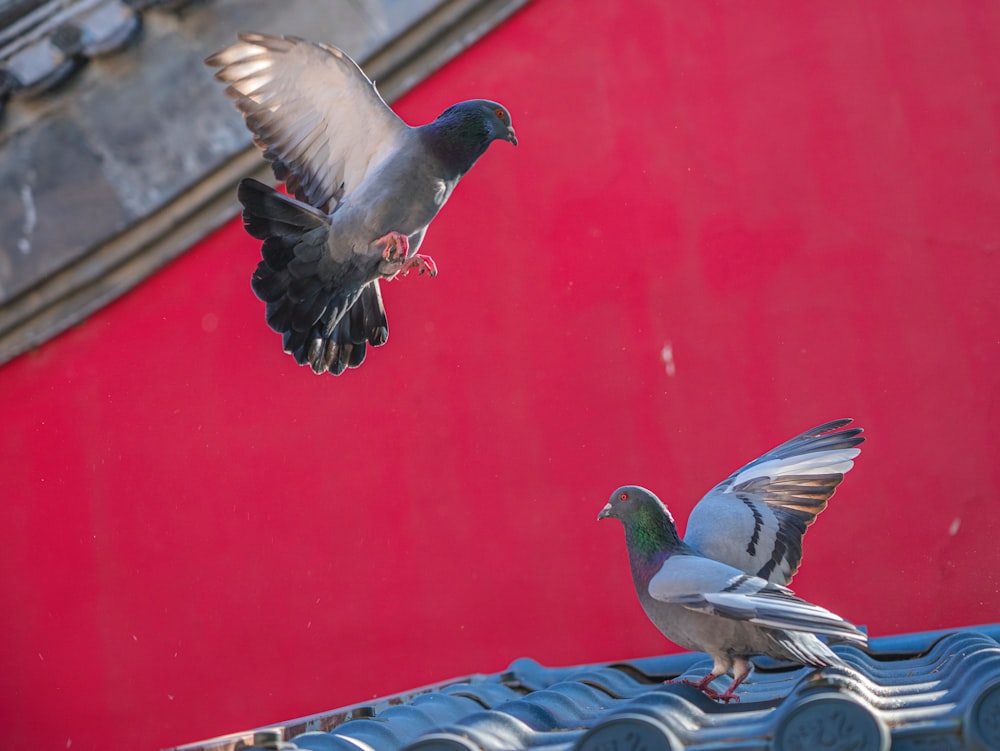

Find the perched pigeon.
[
  {"left": 598, "top": 420, "right": 867, "bottom": 702},
  {"left": 206, "top": 33, "right": 517, "bottom": 374}
]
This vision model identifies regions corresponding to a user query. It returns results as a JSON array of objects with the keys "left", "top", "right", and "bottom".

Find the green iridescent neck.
[{"left": 624, "top": 501, "right": 685, "bottom": 571}]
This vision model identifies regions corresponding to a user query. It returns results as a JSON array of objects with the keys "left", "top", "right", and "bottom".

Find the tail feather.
[
  {"left": 237, "top": 178, "right": 327, "bottom": 241},
  {"left": 260, "top": 287, "right": 294, "bottom": 333},
  {"left": 289, "top": 285, "right": 332, "bottom": 332},
  {"left": 250, "top": 263, "right": 290, "bottom": 304},
  {"left": 767, "top": 630, "right": 848, "bottom": 668},
  {"left": 238, "top": 177, "right": 389, "bottom": 375},
  {"left": 279, "top": 284, "right": 385, "bottom": 374},
  {"left": 309, "top": 283, "right": 387, "bottom": 374},
  {"left": 358, "top": 280, "right": 389, "bottom": 346}
]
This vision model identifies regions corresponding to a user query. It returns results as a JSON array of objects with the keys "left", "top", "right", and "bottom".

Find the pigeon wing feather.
[
  {"left": 685, "top": 419, "right": 864, "bottom": 585},
  {"left": 207, "top": 32, "right": 408, "bottom": 213},
  {"left": 648, "top": 555, "right": 867, "bottom": 646}
]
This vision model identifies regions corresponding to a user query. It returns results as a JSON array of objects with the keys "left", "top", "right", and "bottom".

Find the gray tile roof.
[{"left": 173, "top": 624, "right": 1000, "bottom": 751}]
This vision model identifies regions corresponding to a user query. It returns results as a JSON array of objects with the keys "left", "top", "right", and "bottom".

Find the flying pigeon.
[
  {"left": 205, "top": 33, "right": 517, "bottom": 375},
  {"left": 598, "top": 420, "right": 867, "bottom": 702}
]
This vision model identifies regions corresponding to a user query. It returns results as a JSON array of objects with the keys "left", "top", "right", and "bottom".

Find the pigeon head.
[
  {"left": 599, "top": 486, "right": 686, "bottom": 559},
  {"left": 598, "top": 485, "right": 674, "bottom": 522},
  {"left": 422, "top": 99, "right": 517, "bottom": 175},
  {"left": 440, "top": 99, "right": 517, "bottom": 145}
]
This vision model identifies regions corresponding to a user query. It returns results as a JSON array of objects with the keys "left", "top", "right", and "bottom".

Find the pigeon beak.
[
  {"left": 597, "top": 503, "right": 613, "bottom": 521},
  {"left": 506, "top": 126, "right": 518, "bottom": 146}
]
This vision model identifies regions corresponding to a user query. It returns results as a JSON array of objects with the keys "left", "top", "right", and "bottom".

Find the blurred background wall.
[{"left": 2, "top": 1, "right": 999, "bottom": 748}]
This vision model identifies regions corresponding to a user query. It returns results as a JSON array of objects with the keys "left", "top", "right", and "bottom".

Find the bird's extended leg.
[
  {"left": 716, "top": 659, "right": 752, "bottom": 704},
  {"left": 374, "top": 232, "right": 438, "bottom": 279},
  {"left": 375, "top": 231, "right": 410, "bottom": 263},
  {"left": 399, "top": 254, "right": 438, "bottom": 278},
  {"left": 664, "top": 673, "right": 725, "bottom": 701}
]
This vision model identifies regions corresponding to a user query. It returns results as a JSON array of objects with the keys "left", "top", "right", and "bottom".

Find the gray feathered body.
[
  {"left": 331, "top": 130, "right": 459, "bottom": 259},
  {"left": 621, "top": 522, "right": 848, "bottom": 680},
  {"left": 239, "top": 123, "right": 480, "bottom": 374},
  {"left": 633, "top": 568, "right": 845, "bottom": 675},
  {"left": 207, "top": 33, "right": 516, "bottom": 375}
]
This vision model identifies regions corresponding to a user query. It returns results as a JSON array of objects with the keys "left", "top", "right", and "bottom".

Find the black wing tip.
[
  {"left": 788, "top": 418, "right": 865, "bottom": 452},
  {"left": 811, "top": 418, "right": 861, "bottom": 436},
  {"left": 750, "top": 420, "right": 866, "bottom": 466}
]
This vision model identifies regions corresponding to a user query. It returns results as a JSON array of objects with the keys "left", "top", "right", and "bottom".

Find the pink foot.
[
  {"left": 399, "top": 253, "right": 438, "bottom": 278},
  {"left": 665, "top": 675, "right": 739, "bottom": 703},
  {"left": 716, "top": 687, "right": 742, "bottom": 704},
  {"left": 375, "top": 232, "right": 410, "bottom": 263}
]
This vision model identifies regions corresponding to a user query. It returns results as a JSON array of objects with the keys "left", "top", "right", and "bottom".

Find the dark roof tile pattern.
[
  {"left": 175, "top": 624, "right": 1000, "bottom": 751},
  {"left": 0, "top": 0, "right": 196, "bottom": 112}
]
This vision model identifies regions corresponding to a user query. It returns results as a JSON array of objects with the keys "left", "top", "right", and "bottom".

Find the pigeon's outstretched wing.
[
  {"left": 648, "top": 555, "right": 868, "bottom": 649},
  {"left": 685, "top": 419, "right": 864, "bottom": 585},
  {"left": 206, "top": 32, "right": 408, "bottom": 212}
]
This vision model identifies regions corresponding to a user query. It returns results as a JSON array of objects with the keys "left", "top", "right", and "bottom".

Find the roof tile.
[{"left": 174, "top": 625, "right": 1000, "bottom": 751}]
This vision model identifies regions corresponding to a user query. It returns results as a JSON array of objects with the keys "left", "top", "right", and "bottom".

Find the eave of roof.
[{"left": 171, "top": 623, "right": 1000, "bottom": 751}]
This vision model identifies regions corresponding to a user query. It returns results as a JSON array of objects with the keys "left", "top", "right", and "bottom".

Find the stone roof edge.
[{"left": 165, "top": 623, "right": 1000, "bottom": 751}]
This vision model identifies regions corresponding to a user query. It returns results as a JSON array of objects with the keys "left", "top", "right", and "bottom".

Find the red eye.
[
  {"left": 495, "top": 108, "right": 505, "bottom": 121},
  {"left": 618, "top": 492, "right": 628, "bottom": 502}
]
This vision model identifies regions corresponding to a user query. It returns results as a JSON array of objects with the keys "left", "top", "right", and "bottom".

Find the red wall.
[{"left": 3, "top": 1, "right": 1000, "bottom": 748}]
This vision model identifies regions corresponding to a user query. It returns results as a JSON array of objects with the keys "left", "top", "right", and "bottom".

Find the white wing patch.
[
  {"left": 647, "top": 555, "right": 755, "bottom": 602},
  {"left": 730, "top": 448, "right": 860, "bottom": 489},
  {"left": 648, "top": 555, "right": 866, "bottom": 644}
]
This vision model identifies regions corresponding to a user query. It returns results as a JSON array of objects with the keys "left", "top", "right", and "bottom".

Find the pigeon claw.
[
  {"left": 716, "top": 687, "right": 742, "bottom": 704},
  {"left": 665, "top": 675, "right": 738, "bottom": 703},
  {"left": 376, "top": 231, "right": 410, "bottom": 263},
  {"left": 399, "top": 253, "right": 438, "bottom": 278}
]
